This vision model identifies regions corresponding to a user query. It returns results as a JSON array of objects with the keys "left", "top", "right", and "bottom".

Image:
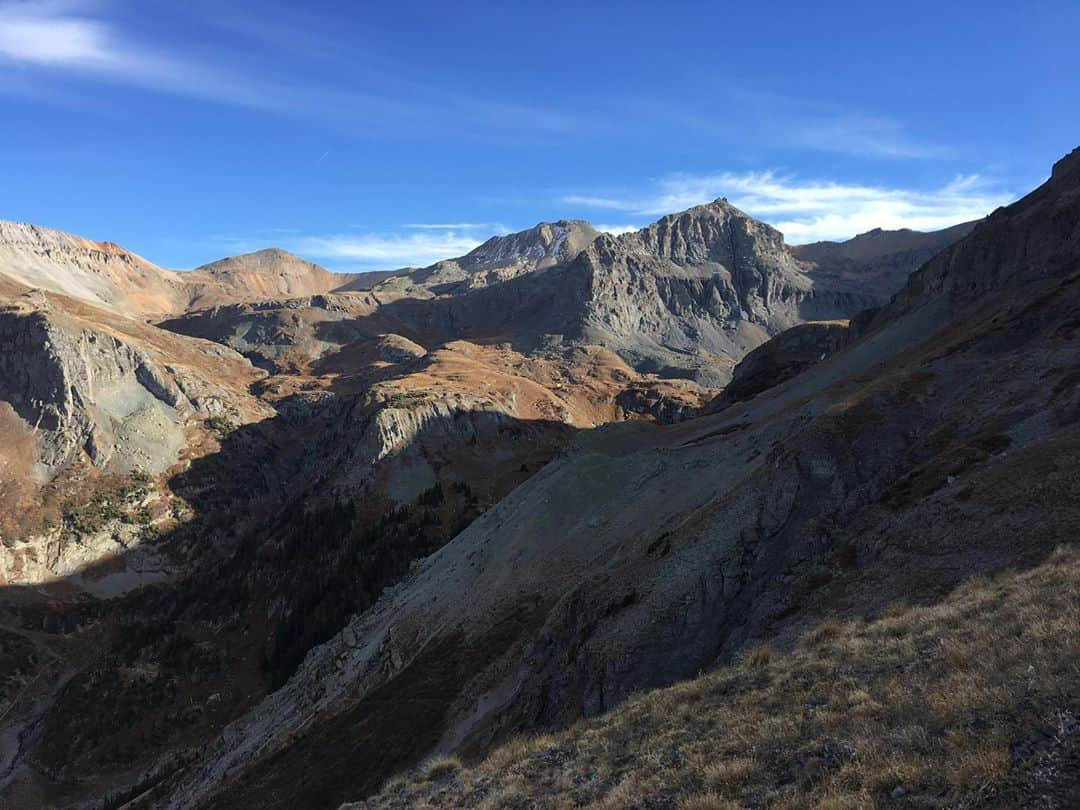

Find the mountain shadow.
[{"left": 0, "top": 385, "right": 575, "bottom": 808}]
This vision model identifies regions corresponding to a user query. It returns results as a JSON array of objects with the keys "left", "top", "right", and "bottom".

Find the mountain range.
[{"left": 0, "top": 148, "right": 1076, "bottom": 809}]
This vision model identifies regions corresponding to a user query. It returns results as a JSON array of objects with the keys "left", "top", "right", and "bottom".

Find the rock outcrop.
[
  {"left": 877, "top": 145, "right": 1080, "bottom": 323},
  {"left": 158, "top": 293, "right": 390, "bottom": 374},
  {"left": 0, "top": 291, "right": 261, "bottom": 475}
]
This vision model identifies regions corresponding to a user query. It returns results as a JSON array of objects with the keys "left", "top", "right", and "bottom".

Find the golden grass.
[
  {"left": 367, "top": 546, "right": 1080, "bottom": 808},
  {"left": 421, "top": 755, "right": 462, "bottom": 781}
]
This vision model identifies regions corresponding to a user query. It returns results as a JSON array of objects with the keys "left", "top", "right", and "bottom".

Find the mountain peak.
[
  {"left": 195, "top": 247, "right": 322, "bottom": 276},
  {"left": 375, "top": 219, "right": 602, "bottom": 295},
  {"left": 181, "top": 247, "right": 362, "bottom": 307},
  {"left": 626, "top": 197, "right": 785, "bottom": 264},
  {"left": 464, "top": 219, "right": 598, "bottom": 267}
]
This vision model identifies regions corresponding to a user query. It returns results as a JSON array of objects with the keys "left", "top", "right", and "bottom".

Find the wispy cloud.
[
  {"left": 0, "top": 2, "right": 955, "bottom": 162},
  {"left": 0, "top": 1, "right": 582, "bottom": 138},
  {"left": 0, "top": 1, "right": 113, "bottom": 66},
  {"left": 292, "top": 232, "right": 484, "bottom": 268},
  {"left": 0, "top": 0, "right": 276, "bottom": 107},
  {"left": 564, "top": 172, "right": 1014, "bottom": 243},
  {"left": 787, "top": 114, "right": 951, "bottom": 160},
  {"left": 209, "top": 226, "right": 492, "bottom": 271},
  {"left": 615, "top": 89, "right": 951, "bottom": 161}
]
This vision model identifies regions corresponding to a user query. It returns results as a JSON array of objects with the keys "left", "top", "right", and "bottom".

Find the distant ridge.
[
  {"left": 0, "top": 224, "right": 389, "bottom": 317},
  {"left": 792, "top": 221, "right": 976, "bottom": 263}
]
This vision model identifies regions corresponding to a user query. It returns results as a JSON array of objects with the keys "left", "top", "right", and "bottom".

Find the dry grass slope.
[{"left": 360, "top": 546, "right": 1080, "bottom": 809}]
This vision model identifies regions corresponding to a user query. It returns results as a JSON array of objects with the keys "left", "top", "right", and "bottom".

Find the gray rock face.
[
  {"left": 0, "top": 295, "right": 247, "bottom": 475},
  {"left": 394, "top": 201, "right": 887, "bottom": 385},
  {"left": 576, "top": 201, "right": 874, "bottom": 382}
]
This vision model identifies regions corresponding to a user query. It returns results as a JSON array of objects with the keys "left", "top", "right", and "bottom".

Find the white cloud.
[
  {"left": 292, "top": 232, "right": 483, "bottom": 268},
  {"left": 0, "top": 2, "right": 579, "bottom": 136},
  {"left": 595, "top": 224, "right": 642, "bottom": 236},
  {"left": 564, "top": 172, "right": 1014, "bottom": 243},
  {"left": 198, "top": 229, "right": 485, "bottom": 271},
  {"left": 0, "top": 0, "right": 279, "bottom": 108},
  {"left": 0, "top": 2, "right": 114, "bottom": 66}
]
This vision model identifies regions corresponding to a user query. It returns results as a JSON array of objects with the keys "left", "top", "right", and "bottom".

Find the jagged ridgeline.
[{"left": 5, "top": 147, "right": 1077, "bottom": 810}]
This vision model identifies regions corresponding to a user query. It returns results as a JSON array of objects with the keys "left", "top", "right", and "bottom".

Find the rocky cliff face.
[
  {"left": 0, "top": 293, "right": 251, "bottom": 475},
  {"left": 574, "top": 200, "right": 875, "bottom": 382},
  {"left": 878, "top": 146, "right": 1080, "bottom": 324},
  {"left": 0, "top": 289, "right": 268, "bottom": 596}
]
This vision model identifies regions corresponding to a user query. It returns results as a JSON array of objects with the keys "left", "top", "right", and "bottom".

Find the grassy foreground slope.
[{"left": 358, "top": 544, "right": 1080, "bottom": 809}]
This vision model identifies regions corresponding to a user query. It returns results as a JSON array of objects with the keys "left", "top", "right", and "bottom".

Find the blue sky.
[{"left": 1, "top": 1, "right": 1076, "bottom": 271}]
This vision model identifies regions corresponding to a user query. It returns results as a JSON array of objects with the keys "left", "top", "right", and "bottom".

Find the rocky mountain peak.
[
  {"left": 625, "top": 197, "right": 786, "bottom": 265},
  {"left": 463, "top": 219, "right": 598, "bottom": 270},
  {"left": 373, "top": 220, "right": 601, "bottom": 295}
]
